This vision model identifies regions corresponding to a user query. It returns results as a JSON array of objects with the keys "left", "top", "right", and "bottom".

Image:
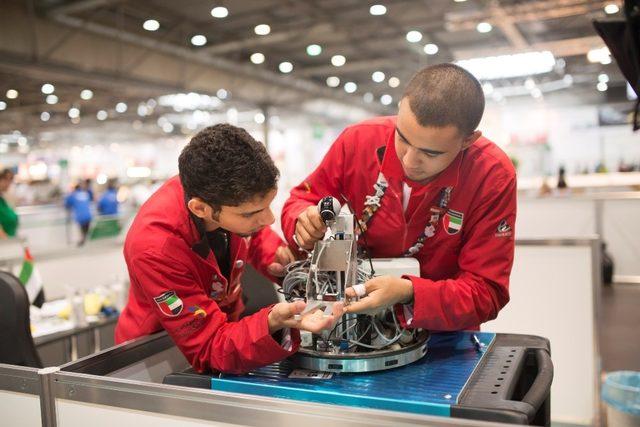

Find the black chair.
[{"left": 0, "top": 270, "right": 42, "bottom": 368}]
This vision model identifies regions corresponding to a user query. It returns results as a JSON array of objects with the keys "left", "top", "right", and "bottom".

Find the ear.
[
  {"left": 462, "top": 130, "right": 482, "bottom": 150},
  {"left": 187, "top": 197, "right": 211, "bottom": 220}
]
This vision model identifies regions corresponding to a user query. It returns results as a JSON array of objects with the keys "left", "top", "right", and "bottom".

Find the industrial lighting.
[
  {"left": 424, "top": 43, "right": 439, "bottom": 55},
  {"left": 598, "top": 73, "right": 610, "bottom": 83},
  {"left": 406, "top": 30, "right": 423, "bottom": 43},
  {"left": 306, "top": 44, "right": 322, "bottom": 56},
  {"left": 190, "top": 34, "right": 207, "bottom": 46},
  {"left": 388, "top": 77, "right": 400, "bottom": 88},
  {"left": 524, "top": 78, "right": 536, "bottom": 90},
  {"left": 217, "top": 88, "right": 228, "bottom": 99},
  {"left": 255, "top": 24, "right": 271, "bottom": 35},
  {"left": 331, "top": 54, "right": 346, "bottom": 66},
  {"left": 80, "top": 89, "right": 93, "bottom": 100},
  {"left": 250, "top": 52, "right": 265, "bottom": 64},
  {"left": 587, "top": 47, "right": 611, "bottom": 64},
  {"left": 326, "top": 76, "right": 340, "bottom": 87},
  {"left": 96, "top": 110, "right": 108, "bottom": 121},
  {"left": 6, "top": 89, "right": 18, "bottom": 99},
  {"left": 476, "top": 22, "right": 493, "bottom": 33},
  {"left": 344, "top": 82, "right": 357, "bottom": 93},
  {"left": 454, "top": 0, "right": 467, "bottom": 2},
  {"left": 380, "top": 94, "right": 393, "bottom": 105},
  {"left": 162, "top": 122, "right": 174, "bottom": 133},
  {"left": 456, "top": 51, "right": 556, "bottom": 80},
  {"left": 115, "top": 102, "right": 128, "bottom": 113},
  {"left": 531, "top": 88, "right": 542, "bottom": 98},
  {"left": 369, "top": 4, "right": 387, "bottom": 15},
  {"left": 604, "top": 3, "right": 620, "bottom": 14},
  {"left": 143, "top": 19, "right": 160, "bottom": 31},
  {"left": 279, "top": 61, "right": 293, "bottom": 73},
  {"left": 211, "top": 6, "right": 229, "bottom": 18},
  {"left": 41, "top": 83, "right": 55, "bottom": 94},
  {"left": 482, "top": 83, "right": 494, "bottom": 95},
  {"left": 254, "top": 112, "right": 265, "bottom": 124},
  {"left": 0, "top": 101, "right": 6, "bottom": 111},
  {"left": 46, "top": 94, "right": 58, "bottom": 104},
  {"left": 597, "top": 81, "right": 608, "bottom": 92},
  {"left": 68, "top": 107, "right": 80, "bottom": 119},
  {"left": 372, "top": 71, "right": 385, "bottom": 83},
  {"left": 40, "top": 112, "right": 50, "bottom": 121}
]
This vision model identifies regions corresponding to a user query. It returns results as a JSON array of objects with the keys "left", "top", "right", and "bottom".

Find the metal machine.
[{"left": 283, "top": 196, "right": 429, "bottom": 373}]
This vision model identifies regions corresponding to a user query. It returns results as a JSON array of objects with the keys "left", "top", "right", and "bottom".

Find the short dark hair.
[
  {"left": 0, "top": 169, "right": 14, "bottom": 180},
  {"left": 402, "top": 63, "right": 485, "bottom": 135},
  {"left": 178, "top": 124, "right": 279, "bottom": 212}
]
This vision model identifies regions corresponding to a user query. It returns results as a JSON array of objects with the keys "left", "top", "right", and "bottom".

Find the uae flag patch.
[
  {"left": 443, "top": 210, "right": 464, "bottom": 235},
  {"left": 154, "top": 291, "right": 183, "bottom": 317}
]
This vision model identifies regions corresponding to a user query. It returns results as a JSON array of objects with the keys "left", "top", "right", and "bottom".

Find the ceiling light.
[
  {"left": 369, "top": 4, "right": 387, "bottom": 15},
  {"left": 597, "top": 81, "right": 608, "bottom": 92},
  {"left": 344, "top": 82, "right": 357, "bottom": 93},
  {"left": 217, "top": 88, "right": 228, "bottom": 99},
  {"left": 80, "top": 89, "right": 93, "bottom": 100},
  {"left": 143, "top": 19, "right": 159, "bottom": 31},
  {"left": 254, "top": 112, "right": 265, "bottom": 124},
  {"left": 424, "top": 43, "right": 439, "bottom": 55},
  {"left": 587, "top": 47, "right": 611, "bottom": 64},
  {"left": 162, "top": 122, "right": 174, "bottom": 133},
  {"left": 598, "top": 73, "right": 610, "bottom": 83},
  {"left": 406, "top": 30, "right": 423, "bottom": 43},
  {"left": 454, "top": 0, "right": 467, "bottom": 2},
  {"left": 41, "top": 83, "right": 55, "bottom": 94},
  {"left": 211, "top": 6, "right": 229, "bottom": 18},
  {"left": 531, "top": 88, "right": 542, "bottom": 98},
  {"left": 331, "top": 55, "right": 346, "bottom": 67},
  {"left": 482, "top": 83, "right": 494, "bottom": 95},
  {"left": 6, "top": 89, "right": 18, "bottom": 99},
  {"left": 456, "top": 50, "right": 555, "bottom": 80},
  {"left": 380, "top": 94, "right": 393, "bottom": 105},
  {"left": 372, "top": 71, "right": 385, "bottom": 83},
  {"left": 40, "top": 112, "right": 50, "bottom": 121},
  {"left": 476, "top": 22, "right": 493, "bottom": 33},
  {"left": 96, "top": 110, "right": 108, "bottom": 121},
  {"left": 250, "top": 52, "right": 265, "bottom": 64},
  {"left": 604, "top": 3, "right": 620, "bottom": 14},
  {"left": 563, "top": 74, "right": 574, "bottom": 85},
  {"left": 68, "top": 107, "right": 80, "bottom": 119},
  {"left": 363, "top": 92, "right": 374, "bottom": 103},
  {"left": 46, "top": 94, "right": 58, "bottom": 104},
  {"left": 190, "top": 34, "right": 207, "bottom": 46},
  {"left": 279, "top": 61, "right": 293, "bottom": 73},
  {"left": 255, "top": 24, "right": 271, "bottom": 36},
  {"left": 326, "top": 76, "right": 340, "bottom": 87},
  {"left": 524, "top": 78, "right": 536, "bottom": 90},
  {"left": 388, "top": 77, "right": 400, "bottom": 88},
  {"left": 306, "top": 44, "right": 322, "bottom": 56},
  {"left": 0, "top": 101, "right": 6, "bottom": 111},
  {"left": 115, "top": 102, "right": 128, "bottom": 113}
]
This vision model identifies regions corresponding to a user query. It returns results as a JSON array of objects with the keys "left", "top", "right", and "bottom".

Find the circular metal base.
[{"left": 292, "top": 331, "right": 429, "bottom": 373}]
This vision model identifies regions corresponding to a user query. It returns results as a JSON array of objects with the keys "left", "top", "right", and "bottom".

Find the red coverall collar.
[{"left": 379, "top": 129, "right": 464, "bottom": 189}]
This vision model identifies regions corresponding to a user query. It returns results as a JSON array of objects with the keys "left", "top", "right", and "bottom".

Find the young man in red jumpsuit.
[
  {"left": 115, "top": 124, "right": 341, "bottom": 374},
  {"left": 282, "top": 64, "right": 516, "bottom": 331}
]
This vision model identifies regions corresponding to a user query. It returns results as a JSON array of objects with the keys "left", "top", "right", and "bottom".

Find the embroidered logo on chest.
[{"left": 443, "top": 210, "right": 464, "bottom": 235}]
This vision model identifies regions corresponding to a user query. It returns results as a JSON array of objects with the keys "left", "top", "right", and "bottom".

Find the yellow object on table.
[{"left": 83, "top": 293, "right": 103, "bottom": 316}]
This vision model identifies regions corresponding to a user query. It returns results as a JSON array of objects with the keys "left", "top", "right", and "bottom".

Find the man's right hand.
[
  {"left": 268, "top": 300, "right": 343, "bottom": 334},
  {"left": 294, "top": 205, "right": 327, "bottom": 250}
]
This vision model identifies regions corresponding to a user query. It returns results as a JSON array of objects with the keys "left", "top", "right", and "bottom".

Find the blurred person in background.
[
  {"left": 97, "top": 179, "right": 119, "bottom": 216},
  {"left": 0, "top": 168, "right": 19, "bottom": 239},
  {"left": 65, "top": 182, "right": 93, "bottom": 246},
  {"left": 84, "top": 178, "right": 95, "bottom": 201}
]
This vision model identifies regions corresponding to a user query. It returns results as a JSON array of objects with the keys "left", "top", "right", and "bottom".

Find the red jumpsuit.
[
  {"left": 282, "top": 116, "right": 517, "bottom": 331},
  {"left": 115, "top": 177, "right": 299, "bottom": 374}
]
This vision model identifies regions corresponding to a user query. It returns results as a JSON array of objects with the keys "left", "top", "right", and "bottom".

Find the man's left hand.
[
  {"left": 267, "top": 246, "right": 297, "bottom": 277},
  {"left": 343, "top": 276, "right": 414, "bottom": 314}
]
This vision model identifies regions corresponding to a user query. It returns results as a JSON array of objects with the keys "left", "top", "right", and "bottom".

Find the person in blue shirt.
[
  {"left": 97, "top": 179, "right": 119, "bottom": 216},
  {"left": 65, "top": 182, "right": 93, "bottom": 246}
]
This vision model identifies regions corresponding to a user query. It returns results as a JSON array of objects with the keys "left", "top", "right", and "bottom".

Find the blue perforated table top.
[{"left": 210, "top": 331, "right": 496, "bottom": 417}]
